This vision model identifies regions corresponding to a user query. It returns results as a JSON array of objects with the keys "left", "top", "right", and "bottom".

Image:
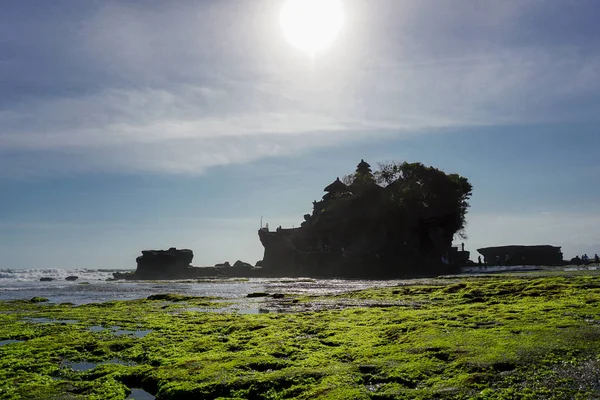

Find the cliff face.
[{"left": 258, "top": 161, "right": 471, "bottom": 278}]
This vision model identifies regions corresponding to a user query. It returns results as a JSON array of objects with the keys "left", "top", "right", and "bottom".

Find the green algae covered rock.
[
  {"left": 2, "top": 272, "right": 600, "bottom": 399},
  {"left": 29, "top": 297, "right": 49, "bottom": 303}
]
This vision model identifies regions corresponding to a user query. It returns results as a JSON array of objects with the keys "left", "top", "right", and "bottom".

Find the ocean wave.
[{"left": 0, "top": 268, "right": 133, "bottom": 282}]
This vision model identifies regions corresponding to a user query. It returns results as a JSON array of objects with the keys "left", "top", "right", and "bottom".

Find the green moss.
[
  {"left": 30, "top": 297, "right": 49, "bottom": 303},
  {"left": 146, "top": 294, "right": 204, "bottom": 302},
  {"left": 2, "top": 272, "right": 600, "bottom": 398}
]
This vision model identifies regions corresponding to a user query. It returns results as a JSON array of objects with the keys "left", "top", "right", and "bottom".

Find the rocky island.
[{"left": 258, "top": 160, "right": 473, "bottom": 278}]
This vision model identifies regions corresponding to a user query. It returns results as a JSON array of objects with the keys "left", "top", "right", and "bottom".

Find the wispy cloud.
[{"left": 1, "top": 0, "right": 599, "bottom": 176}]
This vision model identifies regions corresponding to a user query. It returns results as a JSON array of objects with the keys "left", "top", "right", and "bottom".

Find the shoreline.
[{"left": 2, "top": 269, "right": 600, "bottom": 398}]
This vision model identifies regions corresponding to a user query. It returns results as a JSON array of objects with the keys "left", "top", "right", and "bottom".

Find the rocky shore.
[{"left": 3, "top": 270, "right": 600, "bottom": 399}]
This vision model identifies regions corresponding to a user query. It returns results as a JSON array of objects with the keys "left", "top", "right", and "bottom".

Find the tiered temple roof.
[{"left": 323, "top": 177, "right": 349, "bottom": 193}]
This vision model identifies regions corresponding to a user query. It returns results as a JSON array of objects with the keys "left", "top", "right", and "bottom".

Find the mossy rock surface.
[
  {"left": 2, "top": 272, "right": 600, "bottom": 399},
  {"left": 30, "top": 297, "right": 49, "bottom": 303}
]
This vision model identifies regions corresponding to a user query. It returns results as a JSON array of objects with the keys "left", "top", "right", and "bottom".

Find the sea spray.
[{"left": 0, "top": 268, "right": 132, "bottom": 283}]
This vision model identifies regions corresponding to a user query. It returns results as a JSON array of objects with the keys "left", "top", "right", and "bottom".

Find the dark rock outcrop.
[
  {"left": 570, "top": 256, "right": 582, "bottom": 266},
  {"left": 233, "top": 260, "right": 253, "bottom": 269},
  {"left": 134, "top": 248, "right": 194, "bottom": 279},
  {"left": 39, "top": 277, "right": 55, "bottom": 282},
  {"left": 30, "top": 297, "right": 49, "bottom": 303},
  {"left": 478, "top": 245, "right": 564, "bottom": 266},
  {"left": 258, "top": 160, "right": 471, "bottom": 278},
  {"left": 65, "top": 276, "right": 79, "bottom": 281},
  {"left": 113, "top": 249, "right": 262, "bottom": 280},
  {"left": 215, "top": 262, "right": 231, "bottom": 267}
]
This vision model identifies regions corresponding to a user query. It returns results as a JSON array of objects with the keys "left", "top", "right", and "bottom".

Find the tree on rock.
[{"left": 377, "top": 161, "right": 472, "bottom": 237}]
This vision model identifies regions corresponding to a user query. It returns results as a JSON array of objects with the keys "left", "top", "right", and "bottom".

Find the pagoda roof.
[
  {"left": 324, "top": 177, "right": 349, "bottom": 193},
  {"left": 357, "top": 159, "right": 371, "bottom": 169}
]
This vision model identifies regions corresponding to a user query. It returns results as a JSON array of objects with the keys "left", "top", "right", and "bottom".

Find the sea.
[
  {"left": 1, "top": 265, "right": 583, "bottom": 308},
  {"left": 0, "top": 268, "right": 413, "bottom": 307}
]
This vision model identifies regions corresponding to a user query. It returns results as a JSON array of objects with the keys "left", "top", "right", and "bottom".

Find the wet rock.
[
  {"left": 147, "top": 294, "right": 196, "bottom": 302},
  {"left": 65, "top": 276, "right": 79, "bottom": 281},
  {"left": 39, "top": 277, "right": 54, "bottom": 282},
  {"left": 272, "top": 293, "right": 285, "bottom": 299},
  {"left": 30, "top": 297, "right": 49, "bottom": 303},
  {"left": 247, "top": 292, "right": 270, "bottom": 298},
  {"left": 111, "top": 271, "right": 134, "bottom": 280}
]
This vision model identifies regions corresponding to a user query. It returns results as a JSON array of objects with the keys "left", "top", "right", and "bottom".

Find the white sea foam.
[{"left": 0, "top": 268, "right": 132, "bottom": 282}]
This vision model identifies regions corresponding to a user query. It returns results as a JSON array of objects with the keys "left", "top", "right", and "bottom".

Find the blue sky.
[{"left": 1, "top": 0, "right": 599, "bottom": 269}]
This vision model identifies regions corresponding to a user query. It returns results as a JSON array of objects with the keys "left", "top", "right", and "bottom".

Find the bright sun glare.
[{"left": 280, "top": 0, "right": 344, "bottom": 55}]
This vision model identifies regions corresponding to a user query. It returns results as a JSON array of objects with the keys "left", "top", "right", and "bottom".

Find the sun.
[{"left": 280, "top": 0, "right": 344, "bottom": 55}]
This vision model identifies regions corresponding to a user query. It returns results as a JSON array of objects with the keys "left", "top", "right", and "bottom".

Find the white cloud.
[{"left": 1, "top": 0, "right": 599, "bottom": 176}]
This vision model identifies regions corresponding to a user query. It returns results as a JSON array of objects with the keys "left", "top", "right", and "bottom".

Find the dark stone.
[
  {"left": 271, "top": 293, "right": 285, "bottom": 299},
  {"left": 30, "top": 297, "right": 49, "bottom": 303},
  {"left": 247, "top": 292, "right": 270, "bottom": 298},
  {"left": 233, "top": 260, "right": 253, "bottom": 269},
  {"left": 111, "top": 271, "right": 134, "bottom": 280},
  {"left": 39, "top": 277, "right": 54, "bottom": 282},
  {"left": 255, "top": 260, "right": 263, "bottom": 267},
  {"left": 65, "top": 276, "right": 79, "bottom": 281},
  {"left": 215, "top": 262, "right": 231, "bottom": 267}
]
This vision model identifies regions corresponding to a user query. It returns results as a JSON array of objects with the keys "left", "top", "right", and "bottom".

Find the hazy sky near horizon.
[{"left": 1, "top": 0, "right": 599, "bottom": 269}]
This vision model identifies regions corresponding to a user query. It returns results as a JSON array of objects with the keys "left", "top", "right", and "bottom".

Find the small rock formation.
[
  {"left": 65, "top": 276, "right": 79, "bottom": 281},
  {"left": 215, "top": 261, "right": 231, "bottom": 267},
  {"left": 135, "top": 248, "right": 194, "bottom": 279},
  {"left": 30, "top": 297, "right": 49, "bottom": 303},
  {"left": 39, "top": 277, "right": 55, "bottom": 282},
  {"left": 233, "top": 260, "right": 253, "bottom": 269}
]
